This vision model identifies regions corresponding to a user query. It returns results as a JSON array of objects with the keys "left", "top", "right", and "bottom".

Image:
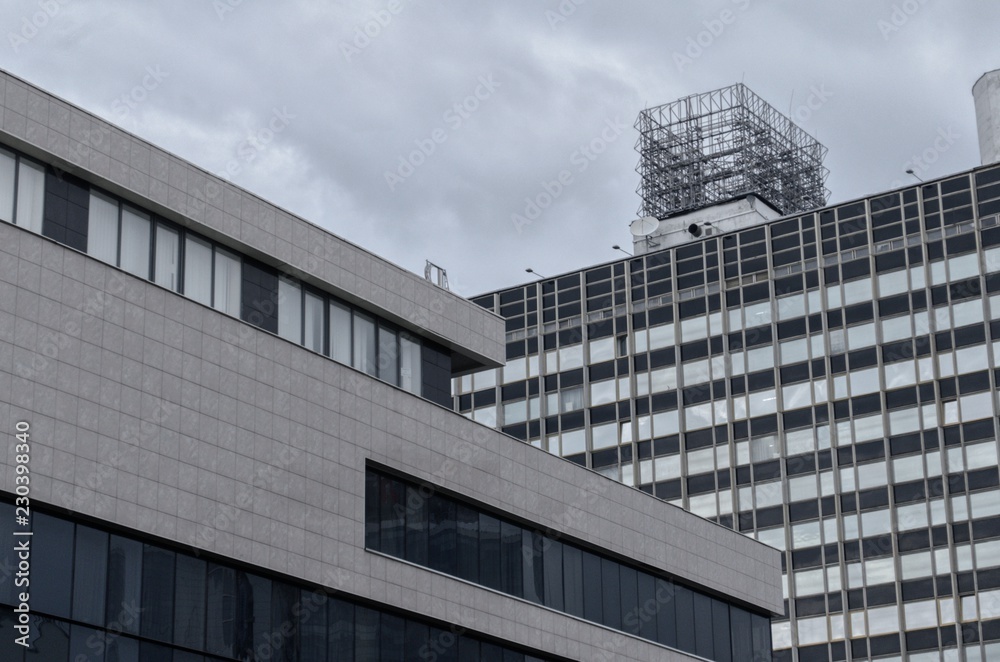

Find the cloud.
[{"left": 1, "top": 0, "right": 998, "bottom": 295}]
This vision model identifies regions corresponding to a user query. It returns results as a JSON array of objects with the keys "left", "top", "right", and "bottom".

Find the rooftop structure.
[{"left": 635, "top": 83, "right": 829, "bottom": 222}]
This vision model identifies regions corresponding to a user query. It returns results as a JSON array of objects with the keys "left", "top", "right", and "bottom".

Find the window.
[
  {"left": 120, "top": 206, "right": 151, "bottom": 278},
  {"left": 184, "top": 235, "right": 213, "bottom": 306},
  {"left": 399, "top": 332, "right": 421, "bottom": 395},
  {"left": 303, "top": 290, "right": 324, "bottom": 353},
  {"left": 0, "top": 147, "right": 14, "bottom": 222},
  {"left": 153, "top": 224, "right": 180, "bottom": 292},
  {"left": 560, "top": 386, "right": 584, "bottom": 412},
  {"left": 88, "top": 191, "right": 119, "bottom": 264},
  {"left": 329, "top": 301, "right": 352, "bottom": 364},
  {"left": 353, "top": 312, "right": 377, "bottom": 376},
  {"left": 213, "top": 247, "right": 241, "bottom": 316},
  {"left": 278, "top": 277, "right": 302, "bottom": 343},
  {"left": 15, "top": 158, "right": 44, "bottom": 233}
]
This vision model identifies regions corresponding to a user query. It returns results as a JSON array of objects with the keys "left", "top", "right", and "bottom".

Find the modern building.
[
  {"left": 457, "top": 82, "right": 1000, "bottom": 661},
  {"left": 0, "top": 71, "right": 782, "bottom": 660}
]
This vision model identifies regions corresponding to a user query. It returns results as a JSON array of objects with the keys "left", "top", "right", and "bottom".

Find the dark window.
[
  {"left": 106, "top": 534, "right": 143, "bottom": 635},
  {"left": 72, "top": 525, "right": 108, "bottom": 626},
  {"left": 174, "top": 554, "right": 206, "bottom": 651},
  {"left": 141, "top": 545, "right": 175, "bottom": 642}
]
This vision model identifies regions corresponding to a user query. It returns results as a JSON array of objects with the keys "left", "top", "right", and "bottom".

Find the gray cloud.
[{"left": 2, "top": 0, "right": 998, "bottom": 295}]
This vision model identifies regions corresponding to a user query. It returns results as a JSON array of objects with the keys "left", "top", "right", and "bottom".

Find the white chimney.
[{"left": 974, "top": 69, "right": 1000, "bottom": 165}]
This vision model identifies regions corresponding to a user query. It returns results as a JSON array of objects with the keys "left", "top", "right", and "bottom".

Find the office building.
[
  {"left": 457, "top": 81, "right": 1000, "bottom": 661},
  {"left": 0, "top": 70, "right": 781, "bottom": 660}
]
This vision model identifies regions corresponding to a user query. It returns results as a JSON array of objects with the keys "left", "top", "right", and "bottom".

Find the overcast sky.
[{"left": 3, "top": 1, "right": 999, "bottom": 295}]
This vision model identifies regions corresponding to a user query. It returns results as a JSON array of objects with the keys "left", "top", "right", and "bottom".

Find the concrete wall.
[
  {"left": 0, "top": 222, "right": 782, "bottom": 661},
  {"left": 0, "top": 68, "right": 504, "bottom": 372}
]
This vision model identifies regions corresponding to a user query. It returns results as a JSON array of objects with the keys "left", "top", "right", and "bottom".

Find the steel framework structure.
[{"left": 636, "top": 83, "right": 829, "bottom": 219}]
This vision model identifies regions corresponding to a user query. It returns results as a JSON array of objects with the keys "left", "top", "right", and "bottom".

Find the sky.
[{"left": 2, "top": 1, "right": 999, "bottom": 296}]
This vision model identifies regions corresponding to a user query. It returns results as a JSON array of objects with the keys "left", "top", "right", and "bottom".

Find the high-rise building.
[
  {"left": 457, "top": 81, "right": 1000, "bottom": 661},
  {"left": 0, "top": 71, "right": 782, "bottom": 660}
]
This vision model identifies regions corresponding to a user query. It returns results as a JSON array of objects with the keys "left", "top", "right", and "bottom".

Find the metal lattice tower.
[{"left": 635, "top": 83, "right": 829, "bottom": 219}]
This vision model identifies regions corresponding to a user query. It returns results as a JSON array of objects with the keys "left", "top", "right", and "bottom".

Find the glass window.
[
  {"left": 184, "top": 235, "right": 213, "bottom": 305},
  {"left": 843, "top": 277, "right": 872, "bottom": 305},
  {"left": 15, "top": 158, "right": 44, "bottom": 233},
  {"left": 878, "top": 269, "right": 908, "bottom": 296},
  {"left": 153, "top": 224, "right": 180, "bottom": 292},
  {"left": 302, "top": 290, "right": 324, "bottom": 353},
  {"left": 589, "top": 336, "right": 614, "bottom": 363},
  {"left": 353, "top": 312, "right": 377, "bottom": 375},
  {"left": 562, "top": 545, "right": 584, "bottom": 618},
  {"left": 141, "top": 545, "right": 175, "bottom": 642},
  {"left": 590, "top": 379, "right": 616, "bottom": 406},
  {"left": 504, "top": 400, "right": 527, "bottom": 425},
  {"left": 648, "top": 323, "right": 675, "bottom": 350},
  {"left": 174, "top": 554, "right": 206, "bottom": 651},
  {"left": 213, "top": 247, "right": 241, "bottom": 316},
  {"left": 650, "top": 366, "right": 676, "bottom": 393},
  {"left": 866, "top": 605, "right": 899, "bottom": 635},
  {"left": 560, "top": 386, "right": 584, "bottom": 412},
  {"left": 399, "top": 332, "right": 422, "bottom": 395},
  {"left": 377, "top": 325, "right": 399, "bottom": 385},
  {"left": 428, "top": 497, "right": 457, "bottom": 576},
  {"left": 0, "top": 148, "right": 14, "bottom": 223},
  {"left": 88, "top": 191, "right": 120, "bottom": 264},
  {"left": 72, "top": 525, "right": 108, "bottom": 626},
  {"left": 329, "top": 301, "right": 352, "bottom": 364},
  {"left": 106, "top": 534, "right": 143, "bottom": 634},
  {"left": 278, "top": 277, "right": 302, "bottom": 343},
  {"left": 120, "top": 206, "right": 151, "bottom": 278},
  {"left": 33, "top": 513, "right": 75, "bottom": 619},
  {"left": 558, "top": 344, "right": 584, "bottom": 370}
]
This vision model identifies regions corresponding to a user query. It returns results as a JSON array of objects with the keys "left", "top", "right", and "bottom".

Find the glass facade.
[
  {"left": 0, "top": 142, "right": 450, "bottom": 404},
  {"left": 457, "top": 165, "right": 1000, "bottom": 661},
  {"left": 366, "top": 467, "right": 773, "bottom": 662},
  {"left": 0, "top": 503, "right": 557, "bottom": 662}
]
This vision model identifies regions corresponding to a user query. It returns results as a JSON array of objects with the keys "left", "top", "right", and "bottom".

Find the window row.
[
  {"left": 0, "top": 144, "right": 441, "bottom": 402},
  {"left": 364, "top": 468, "right": 773, "bottom": 662},
  {"left": 277, "top": 278, "right": 422, "bottom": 391},
  {"left": 0, "top": 504, "right": 554, "bottom": 662}
]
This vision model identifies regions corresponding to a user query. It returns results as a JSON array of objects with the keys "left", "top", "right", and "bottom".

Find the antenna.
[
  {"left": 629, "top": 216, "right": 660, "bottom": 249},
  {"left": 629, "top": 216, "right": 659, "bottom": 237}
]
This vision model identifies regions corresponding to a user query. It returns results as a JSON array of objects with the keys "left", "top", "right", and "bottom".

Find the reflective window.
[
  {"left": 329, "top": 301, "right": 352, "bottom": 364},
  {"left": 153, "top": 223, "right": 180, "bottom": 292},
  {"left": 120, "top": 206, "right": 151, "bottom": 278},
  {"left": 88, "top": 190, "right": 120, "bottom": 264},
  {"left": 184, "top": 235, "right": 213, "bottom": 306},
  {"left": 213, "top": 247, "right": 241, "bottom": 316},
  {"left": 353, "top": 312, "right": 377, "bottom": 376},
  {"left": 365, "top": 469, "right": 769, "bottom": 661},
  {"left": 277, "top": 277, "right": 302, "bottom": 342},
  {"left": 303, "top": 290, "right": 324, "bottom": 353},
  {"left": 399, "top": 332, "right": 422, "bottom": 395},
  {"left": 15, "top": 158, "right": 44, "bottom": 233}
]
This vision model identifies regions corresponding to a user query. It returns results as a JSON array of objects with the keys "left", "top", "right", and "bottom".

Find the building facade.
[
  {"left": 0, "top": 71, "right": 782, "bottom": 660},
  {"left": 458, "top": 163, "right": 1000, "bottom": 660}
]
